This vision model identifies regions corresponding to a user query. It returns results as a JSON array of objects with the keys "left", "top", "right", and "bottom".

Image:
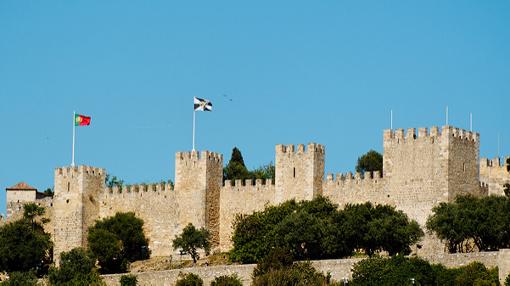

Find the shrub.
[
  {"left": 88, "top": 212, "right": 150, "bottom": 274},
  {"left": 120, "top": 274, "right": 137, "bottom": 286},
  {"left": 253, "top": 248, "right": 294, "bottom": 277},
  {"left": 175, "top": 273, "right": 203, "bottom": 286},
  {"left": 210, "top": 274, "right": 243, "bottom": 286},
  {"left": 252, "top": 262, "right": 328, "bottom": 286},
  {"left": 0, "top": 271, "right": 38, "bottom": 286},
  {"left": 48, "top": 248, "right": 104, "bottom": 286},
  {"left": 505, "top": 273, "right": 510, "bottom": 286}
]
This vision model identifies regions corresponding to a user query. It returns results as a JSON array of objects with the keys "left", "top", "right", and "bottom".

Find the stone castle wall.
[
  {"left": 219, "top": 179, "right": 276, "bottom": 251},
  {"left": 7, "top": 124, "right": 510, "bottom": 263},
  {"left": 99, "top": 184, "right": 178, "bottom": 257},
  {"left": 480, "top": 157, "right": 510, "bottom": 196},
  {"left": 102, "top": 251, "right": 508, "bottom": 286}
]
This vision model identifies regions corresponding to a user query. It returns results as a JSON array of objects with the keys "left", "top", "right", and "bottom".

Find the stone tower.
[
  {"left": 275, "top": 143, "right": 325, "bottom": 203},
  {"left": 383, "top": 126, "right": 480, "bottom": 225},
  {"left": 174, "top": 151, "right": 223, "bottom": 246},
  {"left": 53, "top": 166, "right": 105, "bottom": 263}
]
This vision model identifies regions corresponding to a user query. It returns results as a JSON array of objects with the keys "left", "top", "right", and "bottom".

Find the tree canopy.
[
  {"left": 48, "top": 248, "right": 104, "bottom": 286},
  {"left": 230, "top": 197, "right": 423, "bottom": 263},
  {"left": 355, "top": 150, "right": 383, "bottom": 174},
  {"left": 223, "top": 147, "right": 275, "bottom": 181},
  {"left": 0, "top": 203, "right": 52, "bottom": 274},
  {"left": 172, "top": 223, "right": 211, "bottom": 264},
  {"left": 88, "top": 212, "right": 150, "bottom": 274},
  {"left": 427, "top": 195, "right": 510, "bottom": 252},
  {"left": 350, "top": 256, "right": 499, "bottom": 286}
]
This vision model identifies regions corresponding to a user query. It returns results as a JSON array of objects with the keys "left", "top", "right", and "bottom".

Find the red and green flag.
[{"left": 75, "top": 114, "right": 91, "bottom": 126}]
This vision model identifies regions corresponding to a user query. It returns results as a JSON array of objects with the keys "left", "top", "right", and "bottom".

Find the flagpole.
[
  {"left": 470, "top": 113, "right": 473, "bottom": 131},
  {"left": 390, "top": 109, "right": 393, "bottom": 129},
  {"left": 72, "top": 111, "right": 76, "bottom": 167},
  {"left": 192, "top": 110, "right": 196, "bottom": 151},
  {"left": 446, "top": 106, "right": 449, "bottom": 126}
]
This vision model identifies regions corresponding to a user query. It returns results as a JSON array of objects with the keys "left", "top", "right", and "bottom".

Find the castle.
[{"left": 4, "top": 125, "right": 510, "bottom": 262}]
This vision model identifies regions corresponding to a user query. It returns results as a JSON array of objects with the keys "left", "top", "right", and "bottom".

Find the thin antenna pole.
[
  {"left": 470, "top": 113, "right": 473, "bottom": 131},
  {"left": 390, "top": 109, "right": 393, "bottom": 129},
  {"left": 498, "top": 133, "right": 501, "bottom": 158},
  {"left": 72, "top": 111, "right": 76, "bottom": 167},
  {"left": 192, "top": 110, "right": 196, "bottom": 151},
  {"left": 446, "top": 106, "right": 449, "bottom": 126}
]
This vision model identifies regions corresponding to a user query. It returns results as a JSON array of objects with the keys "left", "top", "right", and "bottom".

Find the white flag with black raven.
[{"left": 194, "top": 97, "right": 213, "bottom": 112}]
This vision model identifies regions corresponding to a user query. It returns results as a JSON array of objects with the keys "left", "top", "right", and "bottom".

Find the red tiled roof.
[{"left": 6, "top": 182, "right": 37, "bottom": 191}]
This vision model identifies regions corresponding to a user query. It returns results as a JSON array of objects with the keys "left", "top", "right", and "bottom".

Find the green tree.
[
  {"left": 48, "top": 248, "right": 104, "bottom": 286},
  {"left": 210, "top": 274, "right": 243, "bottom": 286},
  {"left": 0, "top": 271, "right": 39, "bottom": 286},
  {"left": 175, "top": 273, "right": 203, "bottom": 286},
  {"left": 0, "top": 211, "right": 52, "bottom": 274},
  {"left": 505, "top": 273, "right": 510, "bottom": 286},
  {"left": 23, "top": 203, "right": 46, "bottom": 228},
  {"left": 341, "top": 203, "right": 423, "bottom": 256},
  {"left": 427, "top": 195, "right": 510, "bottom": 252},
  {"left": 88, "top": 212, "right": 150, "bottom": 274},
  {"left": 120, "top": 274, "right": 137, "bottom": 286},
  {"left": 253, "top": 248, "right": 294, "bottom": 277},
  {"left": 43, "top": 188, "right": 54, "bottom": 197},
  {"left": 252, "top": 262, "right": 329, "bottom": 286},
  {"left": 355, "top": 150, "right": 383, "bottom": 174},
  {"left": 351, "top": 256, "right": 436, "bottom": 286},
  {"left": 173, "top": 223, "right": 211, "bottom": 264},
  {"left": 224, "top": 147, "right": 251, "bottom": 181},
  {"left": 230, "top": 197, "right": 422, "bottom": 263},
  {"left": 251, "top": 163, "right": 275, "bottom": 181},
  {"left": 105, "top": 174, "right": 124, "bottom": 189}
]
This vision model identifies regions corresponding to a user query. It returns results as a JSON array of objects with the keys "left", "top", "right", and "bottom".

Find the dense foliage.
[
  {"left": 175, "top": 273, "right": 203, "bottom": 286},
  {"left": 105, "top": 173, "right": 124, "bottom": 189},
  {"left": 48, "top": 248, "right": 104, "bottom": 286},
  {"left": 173, "top": 223, "right": 211, "bottom": 264},
  {"left": 120, "top": 274, "right": 138, "bottom": 286},
  {"left": 351, "top": 256, "right": 499, "bottom": 286},
  {"left": 88, "top": 212, "right": 150, "bottom": 274},
  {"left": 223, "top": 147, "right": 275, "bottom": 181},
  {"left": 210, "top": 274, "right": 243, "bottom": 286},
  {"left": 230, "top": 197, "right": 423, "bottom": 263},
  {"left": 0, "top": 271, "right": 39, "bottom": 286},
  {"left": 252, "top": 262, "right": 331, "bottom": 286},
  {"left": 427, "top": 195, "right": 510, "bottom": 252},
  {"left": 355, "top": 150, "right": 383, "bottom": 174},
  {"left": 0, "top": 203, "right": 52, "bottom": 275}
]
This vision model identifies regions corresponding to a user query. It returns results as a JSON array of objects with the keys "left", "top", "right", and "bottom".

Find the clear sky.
[{"left": 1, "top": 1, "right": 509, "bottom": 216}]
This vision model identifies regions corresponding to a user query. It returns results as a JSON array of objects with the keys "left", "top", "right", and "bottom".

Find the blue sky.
[{"left": 1, "top": 1, "right": 509, "bottom": 216}]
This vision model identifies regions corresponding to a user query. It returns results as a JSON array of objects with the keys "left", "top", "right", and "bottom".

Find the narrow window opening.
[
  {"left": 293, "top": 168, "right": 296, "bottom": 178},
  {"left": 66, "top": 199, "right": 69, "bottom": 204},
  {"left": 463, "top": 163, "right": 466, "bottom": 172},
  {"left": 67, "top": 182, "right": 70, "bottom": 192}
]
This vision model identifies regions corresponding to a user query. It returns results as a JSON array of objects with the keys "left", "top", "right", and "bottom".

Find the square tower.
[
  {"left": 53, "top": 166, "right": 105, "bottom": 263},
  {"left": 275, "top": 143, "right": 325, "bottom": 203},
  {"left": 174, "top": 150, "right": 223, "bottom": 246}
]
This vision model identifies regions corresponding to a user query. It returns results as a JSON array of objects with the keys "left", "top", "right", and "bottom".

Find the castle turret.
[
  {"left": 53, "top": 166, "right": 105, "bottom": 263},
  {"left": 175, "top": 151, "right": 223, "bottom": 246},
  {"left": 275, "top": 143, "right": 325, "bottom": 203}
]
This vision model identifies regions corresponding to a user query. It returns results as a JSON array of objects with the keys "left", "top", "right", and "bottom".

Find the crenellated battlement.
[
  {"left": 384, "top": 126, "right": 479, "bottom": 144},
  {"left": 223, "top": 178, "right": 274, "bottom": 188},
  {"left": 325, "top": 170, "right": 383, "bottom": 185},
  {"left": 176, "top": 150, "right": 223, "bottom": 163},
  {"left": 55, "top": 165, "right": 105, "bottom": 177},
  {"left": 275, "top": 143, "right": 325, "bottom": 155},
  {"left": 105, "top": 182, "right": 174, "bottom": 194},
  {"left": 481, "top": 157, "right": 510, "bottom": 170}
]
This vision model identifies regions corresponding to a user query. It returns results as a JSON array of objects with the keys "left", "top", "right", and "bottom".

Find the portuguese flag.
[{"left": 75, "top": 114, "right": 91, "bottom": 126}]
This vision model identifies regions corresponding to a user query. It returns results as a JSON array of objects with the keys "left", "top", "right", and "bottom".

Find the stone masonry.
[{"left": 5, "top": 125, "right": 510, "bottom": 262}]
